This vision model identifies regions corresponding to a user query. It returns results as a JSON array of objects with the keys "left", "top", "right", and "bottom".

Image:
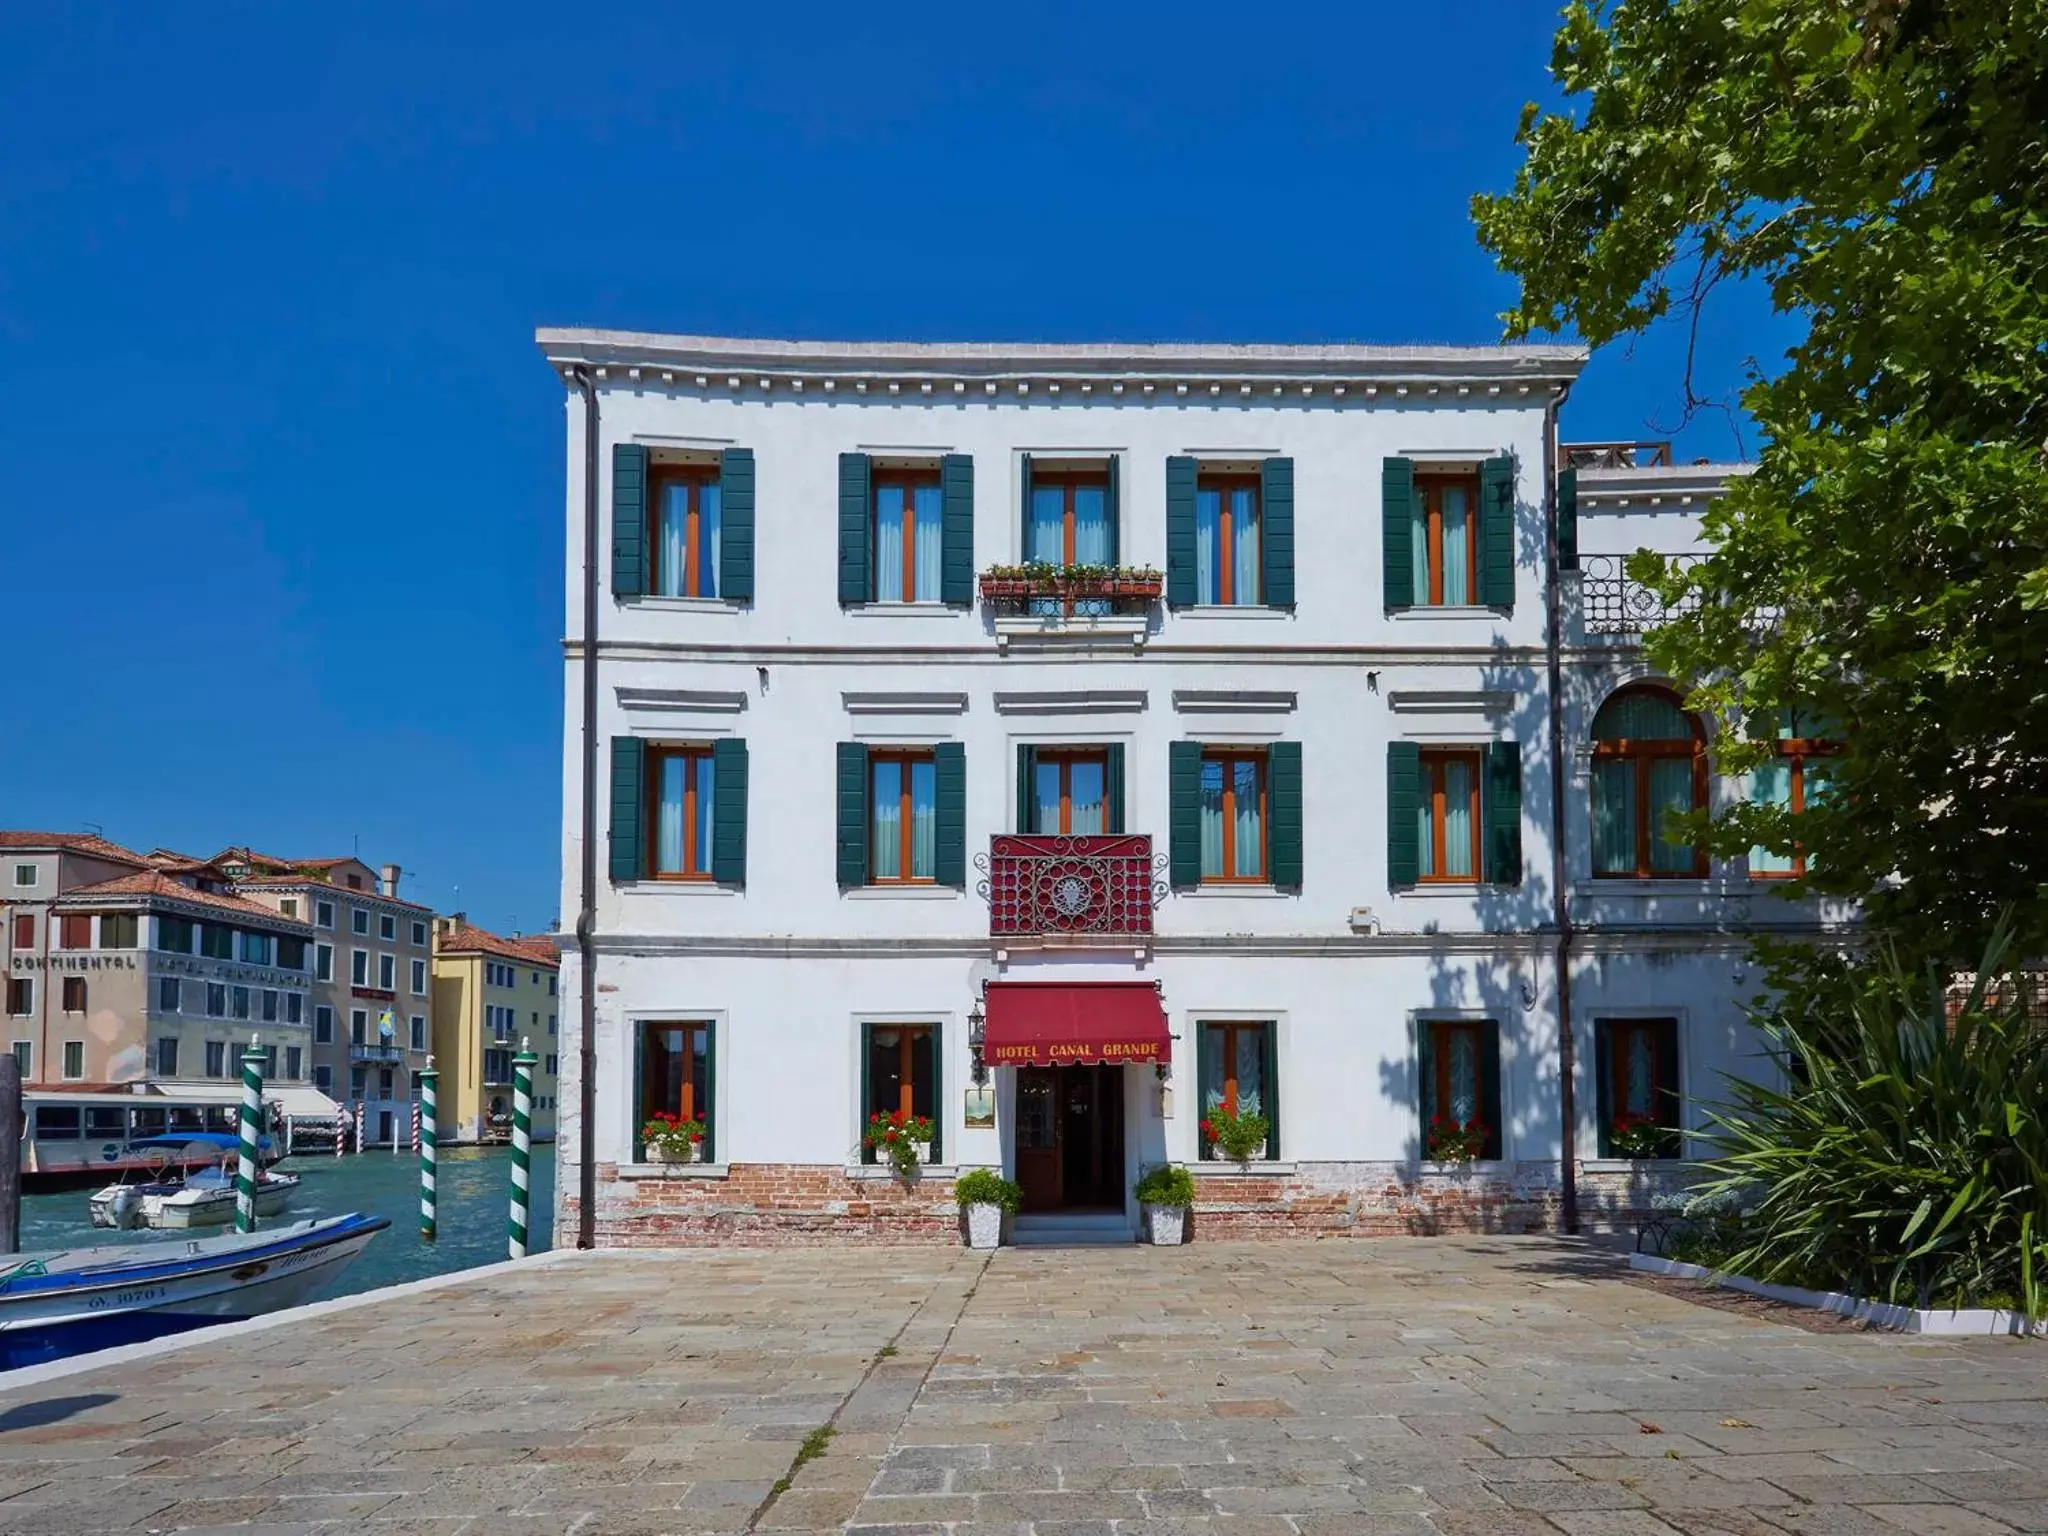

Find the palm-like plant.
[{"left": 1699, "top": 918, "right": 2048, "bottom": 1314}]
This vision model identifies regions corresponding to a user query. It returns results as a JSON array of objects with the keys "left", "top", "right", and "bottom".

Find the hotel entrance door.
[{"left": 1015, "top": 1065, "right": 1125, "bottom": 1212}]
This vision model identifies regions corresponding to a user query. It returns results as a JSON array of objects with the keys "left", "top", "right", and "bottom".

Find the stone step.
[{"left": 1011, "top": 1213, "right": 1135, "bottom": 1247}]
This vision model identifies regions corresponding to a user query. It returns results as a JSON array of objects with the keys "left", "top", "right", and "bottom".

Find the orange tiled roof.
[
  {"left": 0, "top": 830, "right": 149, "bottom": 865},
  {"left": 232, "top": 875, "right": 433, "bottom": 912},
  {"left": 213, "top": 846, "right": 358, "bottom": 873},
  {"left": 436, "top": 922, "right": 560, "bottom": 969},
  {"left": 55, "top": 871, "right": 315, "bottom": 927}
]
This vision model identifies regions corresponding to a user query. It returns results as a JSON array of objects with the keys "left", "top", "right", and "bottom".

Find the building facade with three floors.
[{"left": 539, "top": 330, "right": 1841, "bottom": 1246}]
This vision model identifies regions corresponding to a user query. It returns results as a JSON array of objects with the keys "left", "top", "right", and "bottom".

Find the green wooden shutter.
[
  {"left": 1593, "top": 1022, "right": 1613, "bottom": 1157},
  {"left": 1386, "top": 741, "right": 1421, "bottom": 888},
  {"left": 836, "top": 743, "right": 869, "bottom": 888},
  {"left": 1259, "top": 1023, "right": 1280, "bottom": 1160},
  {"left": 1105, "top": 743, "right": 1125, "bottom": 834},
  {"left": 1018, "top": 454, "right": 1034, "bottom": 553},
  {"left": 1268, "top": 741, "right": 1303, "bottom": 890},
  {"left": 1016, "top": 745, "right": 1038, "bottom": 832},
  {"left": 1261, "top": 457, "right": 1294, "bottom": 607},
  {"left": 1556, "top": 465, "right": 1578, "bottom": 572},
  {"left": 1195, "top": 1024, "right": 1215, "bottom": 1159},
  {"left": 1484, "top": 740, "right": 1524, "bottom": 887},
  {"left": 612, "top": 444, "right": 647, "bottom": 600},
  {"left": 940, "top": 453, "right": 974, "bottom": 605},
  {"left": 858, "top": 1023, "right": 874, "bottom": 1163},
  {"left": 1168, "top": 741, "right": 1203, "bottom": 888},
  {"left": 934, "top": 742, "right": 966, "bottom": 888},
  {"left": 1382, "top": 457, "right": 1416, "bottom": 610},
  {"left": 711, "top": 739, "right": 748, "bottom": 885},
  {"left": 719, "top": 448, "right": 754, "bottom": 602},
  {"left": 630, "top": 1020, "right": 646, "bottom": 1160},
  {"left": 930, "top": 1023, "right": 944, "bottom": 1163},
  {"left": 838, "top": 452, "right": 871, "bottom": 605},
  {"left": 1416, "top": 1019, "right": 1436, "bottom": 1151},
  {"left": 1104, "top": 453, "right": 1120, "bottom": 565},
  {"left": 1165, "top": 456, "right": 1198, "bottom": 606},
  {"left": 1480, "top": 454, "right": 1515, "bottom": 610},
  {"left": 1480, "top": 1022, "right": 1503, "bottom": 1160},
  {"left": 701, "top": 1021, "right": 717, "bottom": 1164},
  {"left": 609, "top": 736, "right": 644, "bottom": 883}
]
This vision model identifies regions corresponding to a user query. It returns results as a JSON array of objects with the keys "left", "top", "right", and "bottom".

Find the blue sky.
[{"left": 0, "top": 2, "right": 1789, "bottom": 933}]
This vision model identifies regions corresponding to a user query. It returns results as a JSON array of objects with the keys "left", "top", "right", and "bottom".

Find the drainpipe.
[
  {"left": 572, "top": 366, "right": 600, "bottom": 1251},
  {"left": 1543, "top": 380, "right": 1580, "bottom": 1236}
]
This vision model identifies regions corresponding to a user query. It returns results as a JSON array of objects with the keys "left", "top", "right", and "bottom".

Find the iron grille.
[
  {"left": 1579, "top": 553, "right": 1704, "bottom": 635},
  {"left": 979, "top": 834, "right": 1164, "bottom": 940}
]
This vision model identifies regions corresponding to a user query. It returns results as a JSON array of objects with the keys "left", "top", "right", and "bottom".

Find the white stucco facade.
[{"left": 537, "top": 331, "right": 1842, "bottom": 1246}]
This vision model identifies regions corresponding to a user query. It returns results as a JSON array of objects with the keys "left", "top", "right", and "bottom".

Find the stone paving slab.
[{"left": 0, "top": 1238, "right": 2043, "bottom": 1535}]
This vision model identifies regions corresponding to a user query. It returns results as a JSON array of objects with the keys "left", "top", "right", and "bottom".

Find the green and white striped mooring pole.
[
  {"left": 236, "top": 1034, "right": 265, "bottom": 1233},
  {"left": 419, "top": 1055, "right": 439, "bottom": 1241},
  {"left": 508, "top": 1039, "right": 537, "bottom": 1259}
]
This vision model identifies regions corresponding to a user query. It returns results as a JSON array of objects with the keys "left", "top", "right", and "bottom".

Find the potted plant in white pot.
[
  {"left": 954, "top": 1169, "right": 1020, "bottom": 1250},
  {"left": 641, "top": 1112, "right": 706, "bottom": 1165},
  {"left": 1134, "top": 1164, "right": 1195, "bottom": 1246}
]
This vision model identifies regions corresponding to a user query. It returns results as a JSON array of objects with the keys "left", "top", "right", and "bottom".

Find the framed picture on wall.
[{"left": 963, "top": 1086, "right": 995, "bottom": 1128}]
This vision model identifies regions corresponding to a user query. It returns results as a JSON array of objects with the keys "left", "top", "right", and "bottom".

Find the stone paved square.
[{"left": 1, "top": 1238, "right": 2043, "bottom": 1534}]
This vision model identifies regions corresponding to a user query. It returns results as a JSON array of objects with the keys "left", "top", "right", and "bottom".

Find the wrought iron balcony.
[
  {"left": 978, "top": 834, "right": 1164, "bottom": 942},
  {"left": 349, "top": 1043, "right": 405, "bottom": 1063},
  {"left": 1578, "top": 553, "right": 1704, "bottom": 636}
]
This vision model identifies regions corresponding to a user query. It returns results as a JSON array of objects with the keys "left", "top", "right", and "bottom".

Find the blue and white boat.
[{"left": 0, "top": 1212, "right": 389, "bottom": 1370}]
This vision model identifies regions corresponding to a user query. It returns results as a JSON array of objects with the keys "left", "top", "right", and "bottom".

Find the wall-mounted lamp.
[{"left": 967, "top": 996, "right": 987, "bottom": 1086}]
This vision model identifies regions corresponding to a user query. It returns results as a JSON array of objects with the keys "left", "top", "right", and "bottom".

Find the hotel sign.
[
  {"left": 986, "top": 1037, "right": 1166, "bottom": 1067},
  {"left": 9, "top": 954, "right": 137, "bottom": 972}
]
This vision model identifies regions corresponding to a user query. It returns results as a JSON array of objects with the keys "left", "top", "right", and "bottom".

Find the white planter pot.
[
  {"left": 963, "top": 1202, "right": 1004, "bottom": 1250},
  {"left": 1143, "top": 1203, "right": 1187, "bottom": 1246},
  {"left": 647, "top": 1141, "right": 697, "bottom": 1165}
]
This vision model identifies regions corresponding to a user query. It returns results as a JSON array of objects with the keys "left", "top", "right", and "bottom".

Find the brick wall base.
[{"left": 560, "top": 1160, "right": 1692, "bottom": 1248}]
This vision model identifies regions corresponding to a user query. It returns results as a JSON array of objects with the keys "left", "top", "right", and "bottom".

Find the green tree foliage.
[{"left": 1474, "top": 1, "right": 2048, "bottom": 960}]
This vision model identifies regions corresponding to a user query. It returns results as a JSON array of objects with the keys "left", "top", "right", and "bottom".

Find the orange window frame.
[
  {"left": 1030, "top": 471, "right": 1110, "bottom": 566},
  {"left": 1208, "top": 1021, "right": 1263, "bottom": 1115},
  {"left": 647, "top": 464, "right": 719, "bottom": 598},
  {"left": 1416, "top": 472, "right": 1480, "bottom": 607},
  {"left": 873, "top": 469, "right": 939, "bottom": 600},
  {"left": 1418, "top": 749, "right": 1483, "bottom": 883},
  {"left": 1756, "top": 738, "right": 1839, "bottom": 879},
  {"left": 1592, "top": 694, "right": 1709, "bottom": 879},
  {"left": 1036, "top": 748, "right": 1111, "bottom": 834},
  {"left": 1429, "top": 1020, "right": 1483, "bottom": 1120},
  {"left": 1199, "top": 472, "right": 1261, "bottom": 605},
  {"left": 869, "top": 750, "right": 936, "bottom": 885},
  {"left": 645, "top": 745, "right": 714, "bottom": 881},
  {"left": 1203, "top": 750, "right": 1269, "bottom": 883},
  {"left": 641, "top": 1021, "right": 709, "bottom": 1126}
]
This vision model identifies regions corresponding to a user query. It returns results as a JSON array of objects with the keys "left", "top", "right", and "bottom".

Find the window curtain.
[
  {"left": 1234, "top": 1028, "right": 1264, "bottom": 1116},
  {"left": 1069, "top": 758, "right": 1105, "bottom": 835},
  {"left": 1648, "top": 760, "right": 1696, "bottom": 872},
  {"left": 657, "top": 755, "right": 687, "bottom": 873},
  {"left": 912, "top": 485, "right": 942, "bottom": 602},
  {"left": 1447, "top": 1028, "right": 1478, "bottom": 1123},
  {"left": 1442, "top": 757, "right": 1475, "bottom": 879},
  {"left": 1026, "top": 487, "right": 1065, "bottom": 563},
  {"left": 1072, "top": 487, "right": 1110, "bottom": 564},
  {"left": 1749, "top": 759, "right": 1795, "bottom": 874},
  {"left": 1591, "top": 760, "right": 1637, "bottom": 875},
  {"left": 1232, "top": 760, "right": 1262, "bottom": 877},
  {"left": 696, "top": 483, "right": 722, "bottom": 598},
  {"left": 909, "top": 758, "right": 937, "bottom": 878},
  {"left": 1195, "top": 488, "right": 1220, "bottom": 603},
  {"left": 1199, "top": 1026, "right": 1224, "bottom": 1114},
  {"left": 1417, "top": 784, "right": 1438, "bottom": 878},
  {"left": 874, "top": 485, "right": 906, "bottom": 602},
  {"left": 691, "top": 755, "right": 714, "bottom": 875},
  {"left": 1231, "top": 486, "right": 1260, "bottom": 605},
  {"left": 1624, "top": 1030, "right": 1654, "bottom": 1115},
  {"left": 1198, "top": 759, "right": 1224, "bottom": 877},
  {"left": 1034, "top": 760, "right": 1061, "bottom": 837},
  {"left": 1440, "top": 485, "right": 1470, "bottom": 605},
  {"left": 1410, "top": 503, "right": 1432, "bottom": 606},
  {"left": 657, "top": 484, "right": 688, "bottom": 598},
  {"left": 872, "top": 761, "right": 903, "bottom": 880}
]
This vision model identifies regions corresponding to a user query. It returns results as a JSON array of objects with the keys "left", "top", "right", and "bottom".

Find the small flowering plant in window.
[
  {"left": 641, "top": 1111, "right": 706, "bottom": 1164},
  {"left": 1610, "top": 1112, "right": 1676, "bottom": 1160},
  {"left": 1199, "top": 1104, "right": 1271, "bottom": 1165},
  {"left": 1425, "top": 1113, "right": 1488, "bottom": 1164},
  {"left": 864, "top": 1108, "right": 935, "bottom": 1177}
]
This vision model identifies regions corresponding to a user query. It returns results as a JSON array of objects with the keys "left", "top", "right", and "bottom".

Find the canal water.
[{"left": 19, "top": 1145, "right": 556, "bottom": 1303}]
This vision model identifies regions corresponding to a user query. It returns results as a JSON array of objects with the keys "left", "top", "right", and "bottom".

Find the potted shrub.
[
  {"left": 1200, "top": 1104, "right": 1272, "bottom": 1165},
  {"left": 1425, "top": 1113, "right": 1488, "bottom": 1165},
  {"left": 864, "top": 1108, "right": 935, "bottom": 1178},
  {"left": 1134, "top": 1164, "right": 1195, "bottom": 1246},
  {"left": 954, "top": 1168, "right": 1020, "bottom": 1249},
  {"left": 641, "top": 1112, "right": 706, "bottom": 1165}
]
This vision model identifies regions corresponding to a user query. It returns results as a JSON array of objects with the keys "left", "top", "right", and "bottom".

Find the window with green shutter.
[
  {"left": 612, "top": 444, "right": 647, "bottom": 599},
  {"left": 609, "top": 736, "right": 645, "bottom": 883},
  {"left": 838, "top": 453, "right": 872, "bottom": 605},
  {"left": 1168, "top": 741, "right": 1203, "bottom": 889},
  {"left": 719, "top": 448, "right": 754, "bottom": 602},
  {"left": 835, "top": 743, "right": 869, "bottom": 888},
  {"left": 1381, "top": 457, "right": 1416, "bottom": 610},
  {"left": 1018, "top": 746, "right": 1122, "bottom": 835},
  {"left": 1478, "top": 454, "right": 1515, "bottom": 609},
  {"left": 862, "top": 1023, "right": 940, "bottom": 1164},
  {"left": 711, "top": 739, "right": 749, "bottom": 886},
  {"left": 1484, "top": 740, "right": 1523, "bottom": 886},
  {"left": 1196, "top": 1019, "right": 1278, "bottom": 1161},
  {"left": 1385, "top": 741, "right": 1421, "bottom": 888},
  {"left": 1594, "top": 1017, "right": 1681, "bottom": 1159},
  {"left": 1555, "top": 465, "right": 1578, "bottom": 571},
  {"left": 1418, "top": 1018, "right": 1502, "bottom": 1160},
  {"left": 634, "top": 1019, "right": 715, "bottom": 1162}
]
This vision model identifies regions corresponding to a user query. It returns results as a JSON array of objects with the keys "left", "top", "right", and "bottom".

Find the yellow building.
[{"left": 429, "top": 918, "right": 560, "bottom": 1144}]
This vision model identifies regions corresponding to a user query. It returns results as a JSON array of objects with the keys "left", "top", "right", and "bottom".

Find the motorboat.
[{"left": 89, "top": 1162, "right": 300, "bottom": 1230}]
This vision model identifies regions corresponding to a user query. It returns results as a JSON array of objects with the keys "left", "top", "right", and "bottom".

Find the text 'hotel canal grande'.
[{"left": 536, "top": 330, "right": 1847, "bottom": 1245}]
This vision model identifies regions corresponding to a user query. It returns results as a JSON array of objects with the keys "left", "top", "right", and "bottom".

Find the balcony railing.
[
  {"left": 978, "top": 566, "right": 1163, "bottom": 616},
  {"left": 1563, "top": 439, "right": 1674, "bottom": 470},
  {"left": 978, "top": 834, "right": 1164, "bottom": 942},
  {"left": 1579, "top": 553, "right": 1705, "bottom": 636},
  {"left": 349, "top": 1043, "right": 404, "bottom": 1063}
]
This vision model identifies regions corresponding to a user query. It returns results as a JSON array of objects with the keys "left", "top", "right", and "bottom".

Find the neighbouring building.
[
  {"left": 537, "top": 329, "right": 1848, "bottom": 1247},
  {"left": 3, "top": 833, "right": 321, "bottom": 1097},
  {"left": 227, "top": 851, "right": 437, "bottom": 1146},
  {"left": 431, "top": 917, "right": 561, "bottom": 1144}
]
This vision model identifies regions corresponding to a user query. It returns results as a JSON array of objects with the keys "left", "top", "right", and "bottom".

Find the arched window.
[{"left": 1590, "top": 686, "right": 1706, "bottom": 878}]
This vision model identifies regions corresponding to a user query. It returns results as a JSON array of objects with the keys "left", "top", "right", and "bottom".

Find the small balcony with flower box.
[{"left": 979, "top": 564, "right": 1163, "bottom": 650}]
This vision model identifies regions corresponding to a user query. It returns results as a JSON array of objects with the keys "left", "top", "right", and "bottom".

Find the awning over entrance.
[{"left": 982, "top": 982, "right": 1169, "bottom": 1067}]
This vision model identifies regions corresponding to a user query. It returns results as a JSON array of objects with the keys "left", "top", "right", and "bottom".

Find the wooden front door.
[{"left": 1015, "top": 1065, "right": 1125, "bottom": 1213}]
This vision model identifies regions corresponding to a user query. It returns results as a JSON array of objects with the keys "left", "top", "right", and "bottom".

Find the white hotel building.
[{"left": 539, "top": 330, "right": 1838, "bottom": 1247}]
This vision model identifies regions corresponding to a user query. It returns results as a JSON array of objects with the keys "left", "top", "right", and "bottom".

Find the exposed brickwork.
[{"left": 567, "top": 1158, "right": 1692, "bottom": 1247}]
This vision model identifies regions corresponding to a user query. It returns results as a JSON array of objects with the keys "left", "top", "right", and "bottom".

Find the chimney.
[{"left": 379, "top": 862, "right": 401, "bottom": 898}]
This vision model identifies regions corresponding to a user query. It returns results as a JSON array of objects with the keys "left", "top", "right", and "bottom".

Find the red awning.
[{"left": 982, "top": 982, "right": 1169, "bottom": 1068}]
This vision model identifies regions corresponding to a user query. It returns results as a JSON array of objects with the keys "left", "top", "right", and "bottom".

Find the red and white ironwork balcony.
[{"left": 978, "top": 834, "right": 1165, "bottom": 945}]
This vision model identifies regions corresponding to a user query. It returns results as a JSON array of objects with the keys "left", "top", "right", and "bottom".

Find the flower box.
[{"left": 646, "top": 1140, "right": 699, "bottom": 1165}]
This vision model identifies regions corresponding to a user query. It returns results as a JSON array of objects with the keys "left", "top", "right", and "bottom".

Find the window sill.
[
  {"left": 1189, "top": 1160, "right": 1295, "bottom": 1177},
  {"left": 617, "top": 1161, "right": 730, "bottom": 1180},
  {"left": 617, "top": 881, "right": 740, "bottom": 898},
  {"left": 842, "top": 885, "right": 963, "bottom": 901},
  {"left": 846, "top": 602, "right": 966, "bottom": 619},
  {"left": 844, "top": 1163, "right": 957, "bottom": 1181},
  {"left": 1416, "top": 1160, "right": 1511, "bottom": 1175},
  {"left": 1583, "top": 1157, "right": 1685, "bottom": 1174},
  {"left": 1393, "top": 883, "right": 1515, "bottom": 898},
  {"left": 621, "top": 596, "right": 742, "bottom": 613},
  {"left": 1176, "top": 884, "right": 1294, "bottom": 899},
  {"left": 1171, "top": 605, "right": 1293, "bottom": 620},
  {"left": 1574, "top": 878, "right": 1729, "bottom": 896},
  {"left": 1389, "top": 605, "right": 1508, "bottom": 621}
]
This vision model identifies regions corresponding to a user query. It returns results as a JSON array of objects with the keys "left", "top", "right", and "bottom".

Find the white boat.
[
  {"left": 0, "top": 1213, "right": 389, "bottom": 1370},
  {"left": 89, "top": 1165, "right": 300, "bottom": 1230}
]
